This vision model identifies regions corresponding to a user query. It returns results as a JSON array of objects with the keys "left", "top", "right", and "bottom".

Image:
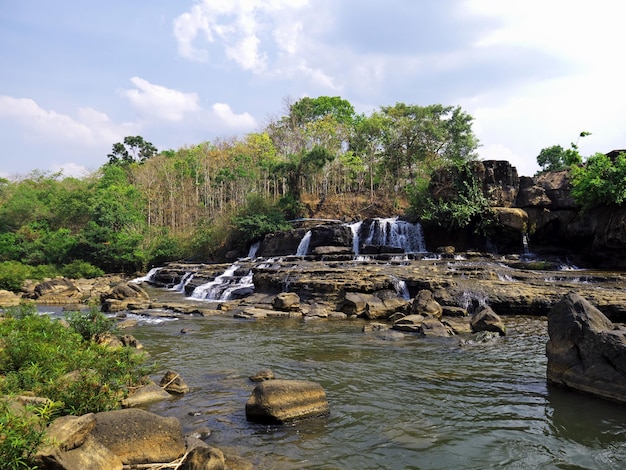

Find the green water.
[{"left": 129, "top": 313, "right": 626, "bottom": 469}]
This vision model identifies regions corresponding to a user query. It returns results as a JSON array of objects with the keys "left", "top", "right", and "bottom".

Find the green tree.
[
  {"left": 570, "top": 151, "right": 626, "bottom": 210},
  {"left": 108, "top": 136, "right": 158, "bottom": 165}
]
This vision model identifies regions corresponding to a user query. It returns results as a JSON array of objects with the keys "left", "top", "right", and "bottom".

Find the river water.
[{"left": 127, "top": 308, "right": 626, "bottom": 470}]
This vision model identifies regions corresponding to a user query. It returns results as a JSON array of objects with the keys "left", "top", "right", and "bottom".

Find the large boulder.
[
  {"left": 546, "top": 292, "right": 626, "bottom": 402},
  {"left": 32, "top": 278, "right": 81, "bottom": 304},
  {"left": 245, "top": 379, "right": 330, "bottom": 424},
  {"left": 36, "top": 409, "right": 185, "bottom": 469},
  {"left": 101, "top": 282, "right": 150, "bottom": 312},
  {"left": 470, "top": 306, "right": 506, "bottom": 336},
  {"left": 410, "top": 290, "right": 443, "bottom": 319},
  {"left": 0, "top": 289, "right": 21, "bottom": 307}
]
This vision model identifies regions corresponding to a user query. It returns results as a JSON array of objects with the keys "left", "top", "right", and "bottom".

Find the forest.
[{"left": 0, "top": 95, "right": 619, "bottom": 289}]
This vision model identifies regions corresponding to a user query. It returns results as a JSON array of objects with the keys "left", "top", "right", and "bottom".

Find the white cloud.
[
  {"left": 122, "top": 77, "right": 200, "bottom": 121},
  {"left": 0, "top": 95, "right": 130, "bottom": 146},
  {"left": 212, "top": 103, "right": 257, "bottom": 129},
  {"left": 51, "top": 162, "right": 91, "bottom": 178}
]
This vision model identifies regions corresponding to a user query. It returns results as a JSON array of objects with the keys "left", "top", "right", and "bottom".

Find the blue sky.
[{"left": 1, "top": 0, "right": 624, "bottom": 179}]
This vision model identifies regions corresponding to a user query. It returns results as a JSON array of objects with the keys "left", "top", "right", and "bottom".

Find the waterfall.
[
  {"left": 171, "top": 271, "right": 194, "bottom": 292},
  {"left": 391, "top": 277, "right": 410, "bottom": 300},
  {"left": 220, "top": 271, "right": 254, "bottom": 300},
  {"left": 190, "top": 264, "right": 240, "bottom": 300},
  {"left": 521, "top": 233, "right": 532, "bottom": 257},
  {"left": 296, "top": 230, "right": 312, "bottom": 256},
  {"left": 247, "top": 240, "right": 260, "bottom": 259},
  {"left": 348, "top": 221, "right": 363, "bottom": 255},
  {"left": 131, "top": 267, "right": 160, "bottom": 284},
  {"left": 359, "top": 218, "right": 426, "bottom": 253}
]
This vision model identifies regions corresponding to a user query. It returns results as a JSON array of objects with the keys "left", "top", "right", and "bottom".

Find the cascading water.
[
  {"left": 171, "top": 271, "right": 194, "bottom": 293},
  {"left": 357, "top": 217, "right": 426, "bottom": 253},
  {"left": 190, "top": 265, "right": 240, "bottom": 300},
  {"left": 348, "top": 221, "right": 363, "bottom": 255},
  {"left": 246, "top": 240, "right": 260, "bottom": 259},
  {"left": 131, "top": 267, "right": 161, "bottom": 284},
  {"left": 296, "top": 230, "right": 312, "bottom": 256}
]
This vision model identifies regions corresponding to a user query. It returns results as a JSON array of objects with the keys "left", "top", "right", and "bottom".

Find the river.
[{"left": 124, "top": 305, "right": 626, "bottom": 469}]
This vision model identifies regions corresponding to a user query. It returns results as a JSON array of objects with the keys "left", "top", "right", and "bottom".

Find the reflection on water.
[{"left": 128, "top": 315, "right": 626, "bottom": 470}]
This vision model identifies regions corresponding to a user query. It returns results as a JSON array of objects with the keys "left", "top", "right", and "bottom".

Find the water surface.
[{"left": 129, "top": 313, "right": 626, "bottom": 469}]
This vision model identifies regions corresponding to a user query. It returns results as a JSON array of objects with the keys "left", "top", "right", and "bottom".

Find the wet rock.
[
  {"left": 470, "top": 306, "right": 506, "bottom": 336},
  {"left": 245, "top": 379, "right": 330, "bottom": 424},
  {"left": 120, "top": 334, "right": 143, "bottom": 349},
  {"left": 392, "top": 314, "right": 425, "bottom": 333},
  {"left": 160, "top": 370, "right": 190, "bottom": 394},
  {"left": 121, "top": 383, "right": 171, "bottom": 407},
  {"left": 493, "top": 207, "right": 528, "bottom": 232},
  {"left": 235, "top": 307, "right": 294, "bottom": 319},
  {"left": 411, "top": 290, "right": 443, "bottom": 319},
  {"left": 272, "top": 292, "right": 301, "bottom": 311},
  {"left": 419, "top": 317, "right": 454, "bottom": 337},
  {"left": 249, "top": 369, "right": 275, "bottom": 382},
  {"left": 547, "top": 292, "right": 626, "bottom": 403},
  {"left": 179, "top": 446, "right": 225, "bottom": 470}
]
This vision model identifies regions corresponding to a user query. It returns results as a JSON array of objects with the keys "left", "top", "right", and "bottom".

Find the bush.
[
  {"left": 0, "top": 304, "right": 152, "bottom": 416},
  {"left": 570, "top": 152, "right": 626, "bottom": 210},
  {"left": 0, "top": 261, "right": 33, "bottom": 291},
  {"left": 65, "top": 307, "right": 115, "bottom": 341},
  {"left": 60, "top": 259, "right": 104, "bottom": 279}
]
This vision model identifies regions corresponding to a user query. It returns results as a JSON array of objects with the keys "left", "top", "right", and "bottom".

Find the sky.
[{"left": 1, "top": 0, "right": 625, "bottom": 179}]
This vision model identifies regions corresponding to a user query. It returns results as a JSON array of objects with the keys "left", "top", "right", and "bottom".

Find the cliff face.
[{"left": 425, "top": 160, "right": 626, "bottom": 268}]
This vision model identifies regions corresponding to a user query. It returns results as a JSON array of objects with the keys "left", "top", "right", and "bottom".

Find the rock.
[
  {"left": 245, "top": 379, "right": 330, "bottom": 424},
  {"left": 179, "top": 446, "right": 226, "bottom": 470},
  {"left": 0, "top": 289, "right": 21, "bottom": 307},
  {"left": 492, "top": 207, "right": 528, "bottom": 232},
  {"left": 411, "top": 290, "right": 443, "bottom": 319},
  {"left": 91, "top": 408, "right": 185, "bottom": 465},
  {"left": 341, "top": 292, "right": 368, "bottom": 316},
  {"left": 234, "top": 307, "right": 294, "bottom": 319},
  {"left": 547, "top": 292, "right": 626, "bottom": 402},
  {"left": 443, "top": 317, "right": 472, "bottom": 335},
  {"left": 120, "top": 334, "right": 143, "bottom": 349},
  {"left": 437, "top": 246, "right": 455, "bottom": 255},
  {"left": 419, "top": 317, "right": 454, "bottom": 337},
  {"left": 392, "top": 314, "right": 425, "bottom": 333},
  {"left": 272, "top": 292, "right": 301, "bottom": 311},
  {"left": 160, "top": 370, "right": 190, "bottom": 394},
  {"left": 101, "top": 282, "right": 150, "bottom": 312},
  {"left": 116, "top": 319, "right": 139, "bottom": 329},
  {"left": 36, "top": 434, "right": 123, "bottom": 470},
  {"left": 121, "top": 383, "right": 172, "bottom": 407},
  {"left": 33, "top": 278, "right": 81, "bottom": 304},
  {"left": 249, "top": 369, "right": 275, "bottom": 382},
  {"left": 470, "top": 306, "right": 506, "bottom": 336}
]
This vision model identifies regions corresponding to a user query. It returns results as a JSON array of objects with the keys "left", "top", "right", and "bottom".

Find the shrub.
[
  {"left": 60, "top": 259, "right": 104, "bottom": 279},
  {"left": 0, "top": 261, "right": 33, "bottom": 292},
  {"left": 570, "top": 152, "right": 626, "bottom": 210},
  {"left": 65, "top": 307, "right": 115, "bottom": 341}
]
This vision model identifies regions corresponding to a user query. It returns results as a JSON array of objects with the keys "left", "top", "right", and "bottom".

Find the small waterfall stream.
[
  {"left": 356, "top": 217, "right": 425, "bottom": 254},
  {"left": 296, "top": 230, "right": 312, "bottom": 256}
]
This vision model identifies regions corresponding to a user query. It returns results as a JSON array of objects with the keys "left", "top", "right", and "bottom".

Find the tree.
[
  {"left": 536, "top": 132, "right": 590, "bottom": 174},
  {"left": 108, "top": 136, "right": 158, "bottom": 165},
  {"left": 379, "top": 103, "right": 478, "bottom": 184},
  {"left": 570, "top": 151, "right": 626, "bottom": 210}
]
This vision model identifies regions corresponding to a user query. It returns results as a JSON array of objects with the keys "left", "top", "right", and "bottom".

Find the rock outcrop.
[
  {"left": 245, "top": 379, "right": 330, "bottom": 424},
  {"left": 546, "top": 292, "right": 626, "bottom": 402}
]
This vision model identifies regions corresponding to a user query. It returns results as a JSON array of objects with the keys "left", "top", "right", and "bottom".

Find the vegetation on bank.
[
  {"left": 1, "top": 96, "right": 624, "bottom": 287},
  {"left": 0, "top": 96, "right": 480, "bottom": 284},
  {"left": 0, "top": 303, "right": 153, "bottom": 468}
]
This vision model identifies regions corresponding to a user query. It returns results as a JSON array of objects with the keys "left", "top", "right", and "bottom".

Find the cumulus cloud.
[
  {"left": 0, "top": 95, "right": 130, "bottom": 146},
  {"left": 122, "top": 77, "right": 200, "bottom": 121},
  {"left": 172, "top": 0, "right": 341, "bottom": 87},
  {"left": 212, "top": 103, "right": 257, "bottom": 129}
]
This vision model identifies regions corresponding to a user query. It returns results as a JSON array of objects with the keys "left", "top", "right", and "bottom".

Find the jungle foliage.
[{"left": 0, "top": 96, "right": 482, "bottom": 281}]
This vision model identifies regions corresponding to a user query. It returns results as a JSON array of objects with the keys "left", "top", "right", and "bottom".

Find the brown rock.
[
  {"left": 160, "top": 370, "right": 190, "bottom": 394},
  {"left": 91, "top": 408, "right": 185, "bottom": 465},
  {"left": 547, "top": 292, "right": 626, "bottom": 402},
  {"left": 245, "top": 379, "right": 330, "bottom": 424},
  {"left": 470, "top": 306, "right": 506, "bottom": 336},
  {"left": 411, "top": 290, "right": 443, "bottom": 319},
  {"left": 0, "top": 289, "right": 21, "bottom": 307},
  {"left": 272, "top": 292, "right": 301, "bottom": 311},
  {"left": 179, "top": 446, "right": 226, "bottom": 470}
]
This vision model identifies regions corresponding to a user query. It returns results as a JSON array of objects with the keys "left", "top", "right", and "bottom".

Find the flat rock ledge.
[
  {"left": 245, "top": 379, "right": 330, "bottom": 424},
  {"left": 547, "top": 292, "right": 626, "bottom": 403}
]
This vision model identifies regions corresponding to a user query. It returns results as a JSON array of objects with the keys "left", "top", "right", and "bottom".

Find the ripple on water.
[{"left": 130, "top": 315, "right": 626, "bottom": 470}]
